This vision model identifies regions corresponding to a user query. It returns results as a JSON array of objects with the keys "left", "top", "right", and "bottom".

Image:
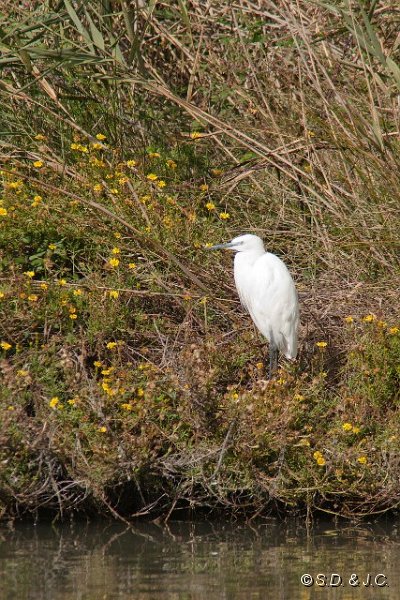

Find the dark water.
[{"left": 0, "top": 517, "right": 399, "bottom": 599}]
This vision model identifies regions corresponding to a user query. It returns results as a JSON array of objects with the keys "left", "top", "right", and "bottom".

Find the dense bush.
[{"left": 0, "top": 0, "right": 399, "bottom": 520}]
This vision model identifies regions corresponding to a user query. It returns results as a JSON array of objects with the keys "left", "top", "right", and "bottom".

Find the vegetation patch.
[{"left": 0, "top": 0, "right": 399, "bottom": 521}]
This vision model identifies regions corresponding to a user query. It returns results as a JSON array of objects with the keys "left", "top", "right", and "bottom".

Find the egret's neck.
[{"left": 234, "top": 248, "right": 265, "bottom": 268}]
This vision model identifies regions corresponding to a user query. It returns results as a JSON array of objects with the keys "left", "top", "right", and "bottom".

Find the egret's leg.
[{"left": 268, "top": 343, "right": 278, "bottom": 380}]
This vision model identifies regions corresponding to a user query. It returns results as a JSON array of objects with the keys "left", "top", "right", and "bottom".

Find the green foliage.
[{"left": 0, "top": 0, "right": 399, "bottom": 520}]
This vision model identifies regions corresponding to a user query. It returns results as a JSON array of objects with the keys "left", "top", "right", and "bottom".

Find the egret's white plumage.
[{"left": 209, "top": 234, "right": 299, "bottom": 377}]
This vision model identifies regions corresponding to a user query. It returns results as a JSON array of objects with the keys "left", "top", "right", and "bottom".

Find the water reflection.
[{"left": 0, "top": 517, "right": 399, "bottom": 599}]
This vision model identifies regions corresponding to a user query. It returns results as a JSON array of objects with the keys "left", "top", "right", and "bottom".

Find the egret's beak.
[{"left": 207, "top": 241, "right": 234, "bottom": 250}]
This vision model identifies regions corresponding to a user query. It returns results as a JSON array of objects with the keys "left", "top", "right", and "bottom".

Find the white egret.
[{"left": 209, "top": 234, "right": 299, "bottom": 378}]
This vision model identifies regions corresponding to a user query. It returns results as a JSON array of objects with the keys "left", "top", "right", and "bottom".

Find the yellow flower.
[
  {"left": 17, "top": 369, "right": 29, "bottom": 377},
  {"left": 23, "top": 271, "right": 35, "bottom": 278},
  {"left": 166, "top": 159, "right": 177, "bottom": 169},
  {"left": 98, "top": 426, "right": 107, "bottom": 433},
  {"left": 40, "top": 283, "right": 48, "bottom": 290},
  {"left": 121, "top": 403, "right": 133, "bottom": 411},
  {"left": 1, "top": 341, "right": 12, "bottom": 350},
  {"left": 0, "top": 292, "right": 4, "bottom": 299},
  {"left": 108, "top": 258, "right": 120, "bottom": 268},
  {"left": 316, "top": 341, "right": 327, "bottom": 348},
  {"left": 103, "top": 384, "right": 117, "bottom": 396},
  {"left": 255, "top": 362, "right": 263, "bottom": 370},
  {"left": 110, "top": 188, "right": 119, "bottom": 194},
  {"left": 67, "top": 398, "right": 77, "bottom": 405},
  {"left": 128, "top": 262, "right": 136, "bottom": 270},
  {"left": 58, "top": 279, "right": 67, "bottom": 286},
  {"left": 307, "top": 130, "right": 315, "bottom": 138},
  {"left": 190, "top": 131, "right": 203, "bottom": 139},
  {"left": 69, "top": 313, "right": 77, "bottom": 320},
  {"left": 93, "top": 183, "right": 102, "bottom": 192},
  {"left": 357, "top": 456, "right": 368, "bottom": 465},
  {"left": 96, "top": 133, "right": 106, "bottom": 140},
  {"left": 6, "top": 181, "right": 23, "bottom": 190},
  {"left": 389, "top": 327, "right": 399, "bottom": 335},
  {"left": 126, "top": 160, "right": 137, "bottom": 168},
  {"left": 146, "top": 173, "right": 158, "bottom": 181},
  {"left": 27, "top": 294, "right": 38, "bottom": 302},
  {"left": 33, "top": 160, "right": 43, "bottom": 168},
  {"left": 137, "top": 387, "right": 144, "bottom": 397},
  {"left": 93, "top": 360, "right": 102, "bottom": 368},
  {"left": 101, "top": 367, "right": 114, "bottom": 376},
  {"left": 352, "top": 426, "right": 360, "bottom": 434},
  {"left": 297, "top": 438, "right": 311, "bottom": 447},
  {"left": 118, "top": 177, "right": 129, "bottom": 185},
  {"left": 33, "top": 195, "right": 42, "bottom": 203},
  {"left": 148, "top": 152, "right": 161, "bottom": 158},
  {"left": 111, "top": 247, "right": 120, "bottom": 255},
  {"left": 344, "top": 316, "right": 354, "bottom": 323},
  {"left": 313, "top": 451, "right": 326, "bottom": 465},
  {"left": 73, "top": 289, "right": 83, "bottom": 296},
  {"left": 199, "top": 184, "right": 209, "bottom": 192},
  {"left": 138, "top": 362, "right": 150, "bottom": 371},
  {"left": 49, "top": 396, "right": 59, "bottom": 409},
  {"left": 363, "top": 314, "right": 375, "bottom": 322},
  {"left": 91, "top": 142, "right": 103, "bottom": 150},
  {"left": 106, "top": 342, "right": 117, "bottom": 349},
  {"left": 219, "top": 212, "right": 230, "bottom": 220},
  {"left": 293, "top": 393, "right": 305, "bottom": 401},
  {"left": 109, "top": 290, "right": 119, "bottom": 299},
  {"left": 377, "top": 320, "right": 387, "bottom": 328},
  {"left": 48, "top": 243, "right": 56, "bottom": 250},
  {"left": 114, "top": 232, "right": 121, "bottom": 239},
  {"left": 0, "top": 207, "right": 7, "bottom": 217},
  {"left": 157, "top": 180, "right": 166, "bottom": 188},
  {"left": 34, "top": 134, "right": 46, "bottom": 141},
  {"left": 206, "top": 202, "right": 215, "bottom": 211},
  {"left": 342, "top": 422, "right": 353, "bottom": 432}
]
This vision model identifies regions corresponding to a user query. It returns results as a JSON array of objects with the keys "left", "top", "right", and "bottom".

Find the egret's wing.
[
  {"left": 233, "top": 264, "right": 253, "bottom": 313},
  {"left": 247, "top": 254, "right": 299, "bottom": 358}
]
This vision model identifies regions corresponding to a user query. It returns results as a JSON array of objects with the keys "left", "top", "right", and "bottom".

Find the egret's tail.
[{"left": 280, "top": 332, "right": 298, "bottom": 360}]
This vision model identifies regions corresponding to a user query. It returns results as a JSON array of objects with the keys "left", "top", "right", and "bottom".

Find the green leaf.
[
  {"left": 386, "top": 57, "right": 400, "bottom": 92},
  {"left": 63, "top": 0, "right": 94, "bottom": 51},
  {"left": 85, "top": 10, "right": 105, "bottom": 51}
]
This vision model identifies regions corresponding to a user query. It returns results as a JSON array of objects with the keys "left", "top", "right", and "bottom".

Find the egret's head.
[{"left": 208, "top": 234, "right": 264, "bottom": 253}]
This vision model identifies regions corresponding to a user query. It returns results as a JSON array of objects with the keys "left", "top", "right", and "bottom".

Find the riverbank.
[{"left": 1, "top": 0, "right": 399, "bottom": 521}]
